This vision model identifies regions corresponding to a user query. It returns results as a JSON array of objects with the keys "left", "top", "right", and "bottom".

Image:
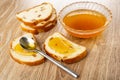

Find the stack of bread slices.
[{"left": 16, "top": 2, "right": 57, "bottom": 34}]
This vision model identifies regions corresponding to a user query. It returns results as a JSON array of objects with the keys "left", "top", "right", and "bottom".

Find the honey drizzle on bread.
[
  {"left": 10, "top": 33, "right": 45, "bottom": 66},
  {"left": 44, "top": 32, "right": 87, "bottom": 63}
]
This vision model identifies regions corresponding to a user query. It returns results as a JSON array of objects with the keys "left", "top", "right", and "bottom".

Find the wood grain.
[{"left": 0, "top": 0, "right": 120, "bottom": 80}]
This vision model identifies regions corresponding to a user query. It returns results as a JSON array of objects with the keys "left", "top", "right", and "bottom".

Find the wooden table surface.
[{"left": 0, "top": 0, "right": 120, "bottom": 80}]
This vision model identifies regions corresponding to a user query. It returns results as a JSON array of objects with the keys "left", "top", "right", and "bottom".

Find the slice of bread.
[
  {"left": 10, "top": 33, "right": 45, "bottom": 65},
  {"left": 44, "top": 32, "right": 87, "bottom": 63},
  {"left": 16, "top": 2, "right": 53, "bottom": 25},
  {"left": 21, "top": 20, "right": 57, "bottom": 34},
  {"left": 21, "top": 23, "right": 39, "bottom": 34}
]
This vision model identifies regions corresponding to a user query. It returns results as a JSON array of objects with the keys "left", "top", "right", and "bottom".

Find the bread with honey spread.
[
  {"left": 44, "top": 32, "right": 87, "bottom": 63},
  {"left": 10, "top": 33, "right": 45, "bottom": 66}
]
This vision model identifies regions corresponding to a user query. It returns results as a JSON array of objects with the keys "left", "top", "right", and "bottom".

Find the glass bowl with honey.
[{"left": 58, "top": 2, "right": 112, "bottom": 38}]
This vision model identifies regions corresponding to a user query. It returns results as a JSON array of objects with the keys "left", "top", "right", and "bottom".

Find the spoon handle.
[{"left": 35, "top": 49, "right": 79, "bottom": 78}]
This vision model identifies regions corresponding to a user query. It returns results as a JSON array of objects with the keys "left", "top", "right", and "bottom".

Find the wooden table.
[{"left": 0, "top": 0, "right": 120, "bottom": 80}]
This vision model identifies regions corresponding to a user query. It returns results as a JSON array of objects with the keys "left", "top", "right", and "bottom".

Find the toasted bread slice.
[
  {"left": 10, "top": 33, "right": 45, "bottom": 65},
  {"left": 21, "top": 23, "right": 39, "bottom": 34},
  {"left": 16, "top": 2, "right": 53, "bottom": 25},
  {"left": 44, "top": 32, "right": 87, "bottom": 63},
  {"left": 21, "top": 20, "right": 57, "bottom": 34}
]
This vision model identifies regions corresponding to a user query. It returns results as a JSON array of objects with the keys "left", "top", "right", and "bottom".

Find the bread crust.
[
  {"left": 62, "top": 50, "right": 87, "bottom": 63},
  {"left": 9, "top": 52, "right": 45, "bottom": 66}
]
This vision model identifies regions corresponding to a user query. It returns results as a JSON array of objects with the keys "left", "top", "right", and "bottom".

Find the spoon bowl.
[{"left": 20, "top": 37, "right": 36, "bottom": 50}]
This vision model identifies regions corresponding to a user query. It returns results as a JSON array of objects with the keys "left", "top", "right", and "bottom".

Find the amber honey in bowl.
[{"left": 63, "top": 9, "right": 107, "bottom": 38}]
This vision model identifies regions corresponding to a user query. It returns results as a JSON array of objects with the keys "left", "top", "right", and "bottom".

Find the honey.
[
  {"left": 63, "top": 9, "right": 106, "bottom": 30},
  {"left": 63, "top": 9, "right": 107, "bottom": 38},
  {"left": 48, "top": 37, "right": 76, "bottom": 54},
  {"left": 14, "top": 44, "right": 36, "bottom": 56}
]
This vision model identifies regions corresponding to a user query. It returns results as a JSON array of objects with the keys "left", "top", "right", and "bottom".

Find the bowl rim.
[{"left": 58, "top": 1, "right": 112, "bottom": 34}]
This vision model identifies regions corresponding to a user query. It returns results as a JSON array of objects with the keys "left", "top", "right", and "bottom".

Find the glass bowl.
[{"left": 58, "top": 2, "right": 112, "bottom": 38}]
